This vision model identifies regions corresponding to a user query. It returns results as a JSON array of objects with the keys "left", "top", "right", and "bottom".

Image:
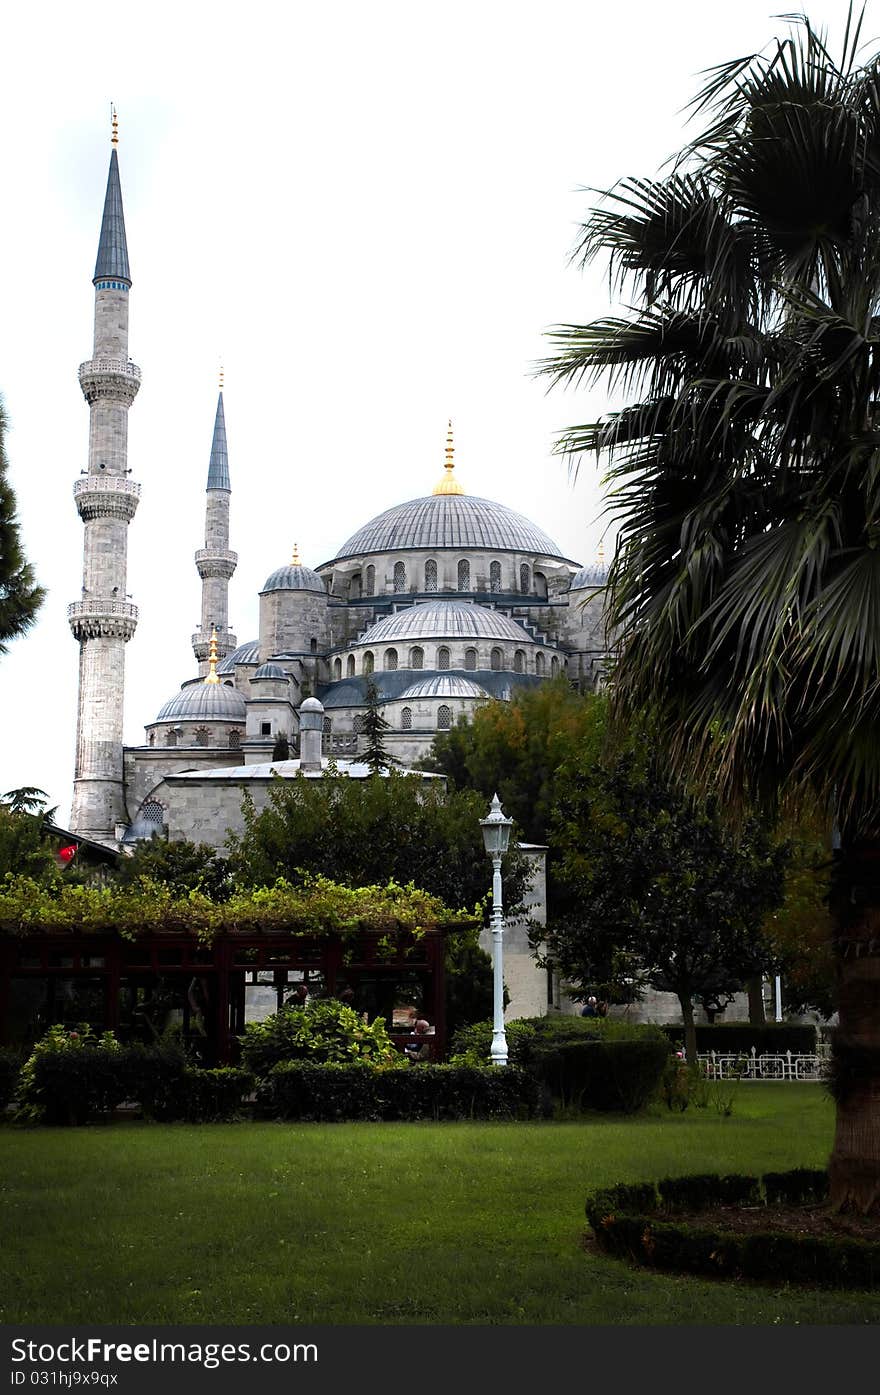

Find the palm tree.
[{"left": 544, "top": 6, "right": 880, "bottom": 1212}]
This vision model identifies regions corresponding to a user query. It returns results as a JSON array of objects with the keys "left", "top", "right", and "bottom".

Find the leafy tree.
[
  {"left": 116, "top": 837, "right": 232, "bottom": 902},
  {"left": 544, "top": 9, "right": 880, "bottom": 1207},
  {"left": 422, "top": 679, "right": 607, "bottom": 844},
  {"left": 271, "top": 733, "right": 291, "bottom": 762},
  {"left": 0, "top": 794, "right": 61, "bottom": 883},
  {"left": 0, "top": 399, "right": 44, "bottom": 653},
  {"left": 539, "top": 744, "right": 789, "bottom": 1062},
  {"left": 360, "top": 677, "right": 395, "bottom": 774}
]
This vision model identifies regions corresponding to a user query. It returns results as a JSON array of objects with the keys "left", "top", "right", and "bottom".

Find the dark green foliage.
[
  {"left": 141, "top": 1065, "right": 254, "bottom": 1123},
  {"left": 24, "top": 1045, "right": 129, "bottom": 1125},
  {"left": 116, "top": 837, "right": 232, "bottom": 902},
  {"left": 661, "top": 1024, "right": 818, "bottom": 1055},
  {"left": 259, "top": 1061, "right": 540, "bottom": 1122},
  {"left": 0, "top": 791, "right": 65, "bottom": 883},
  {"left": 239, "top": 998, "right": 395, "bottom": 1077},
  {"left": 586, "top": 1170, "right": 880, "bottom": 1288},
  {"left": 0, "top": 398, "right": 44, "bottom": 653},
  {"left": 361, "top": 677, "right": 395, "bottom": 774},
  {"left": 271, "top": 733, "right": 290, "bottom": 762},
  {"left": 0, "top": 1048, "right": 22, "bottom": 1111}
]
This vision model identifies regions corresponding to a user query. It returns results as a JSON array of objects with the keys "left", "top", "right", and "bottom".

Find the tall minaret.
[
  {"left": 192, "top": 376, "right": 237, "bottom": 675},
  {"left": 68, "top": 111, "right": 141, "bottom": 842}
]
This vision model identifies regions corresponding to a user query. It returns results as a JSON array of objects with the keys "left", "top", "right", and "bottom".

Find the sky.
[{"left": 0, "top": 0, "right": 856, "bottom": 822}]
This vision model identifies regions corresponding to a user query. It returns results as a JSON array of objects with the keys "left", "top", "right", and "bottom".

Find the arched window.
[
  {"left": 520, "top": 563, "right": 531, "bottom": 594},
  {"left": 347, "top": 654, "right": 355, "bottom": 677},
  {"left": 551, "top": 655, "right": 560, "bottom": 676},
  {"left": 353, "top": 714, "right": 365, "bottom": 735},
  {"left": 491, "top": 647, "right": 503, "bottom": 671},
  {"left": 401, "top": 707, "right": 412, "bottom": 730},
  {"left": 464, "top": 647, "right": 477, "bottom": 671},
  {"left": 195, "top": 727, "right": 209, "bottom": 747},
  {"left": 148, "top": 731, "right": 155, "bottom": 747},
  {"left": 437, "top": 704, "right": 452, "bottom": 730},
  {"left": 323, "top": 716, "right": 332, "bottom": 734},
  {"left": 514, "top": 650, "right": 525, "bottom": 673},
  {"left": 535, "top": 651, "right": 546, "bottom": 677},
  {"left": 490, "top": 560, "right": 502, "bottom": 593},
  {"left": 425, "top": 559, "right": 437, "bottom": 592},
  {"left": 363, "top": 651, "right": 374, "bottom": 675},
  {"left": 165, "top": 730, "right": 177, "bottom": 747},
  {"left": 410, "top": 646, "right": 424, "bottom": 669},
  {"left": 393, "top": 561, "right": 407, "bottom": 593},
  {"left": 384, "top": 648, "right": 398, "bottom": 671},
  {"left": 457, "top": 559, "right": 470, "bottom": 591},
  {"left": 365, "top": 565, "right": 375, "bottom": 597},
  {"left": 333, "top": 657, "right": 342, "bottom": 680},
  {"left": 141, "top": 800, "right": 164, "bottom": 828},
  {"left": 228, "top": 729, "right": 241, "bottom": 749},
  {"left": 437, "top": 646, "right": 450, "bottom": 671},
  {"left": 534, "top": 571, "right": 548, "bottom": 600},
  {"left": 224, "top": 680, "right": 234, "bottom": 688},
  {"left": 350, "top": 572, "right": 362, "bottom": 599}
]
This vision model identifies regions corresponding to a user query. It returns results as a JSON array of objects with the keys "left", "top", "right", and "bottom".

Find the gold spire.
[
  {"left": 219, "top": 365, "right": 224, "bottom": 393},
  {"left": 598, "top": 539, "right": 606, "bottom": 568},
  {"left": 205, "top": 627, "right": 220, "bottom": 684},
  {"left": 111, "top": 104, "right": 119, "bottom": 148},
  {"left": 432, "top": 419, "right": 465, "bottom": 496},
  {"left": 291, "top": 543, "right": 301, "bottom": 565}
]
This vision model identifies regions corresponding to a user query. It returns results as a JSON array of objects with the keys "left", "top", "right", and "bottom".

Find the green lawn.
[{"left": 2, "top": 1084, "right": 878, "bottom": 1325}]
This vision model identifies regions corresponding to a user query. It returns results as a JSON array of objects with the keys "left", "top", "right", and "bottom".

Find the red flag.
[{"left": 57, "top": 844, "right": 77, "bottom": 865}]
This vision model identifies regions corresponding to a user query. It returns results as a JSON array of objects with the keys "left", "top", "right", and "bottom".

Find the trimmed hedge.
[
  {"left": 0, "top": 1049, "right": 22, "bottom": 1112},
  {"left": 585, "top": 1169, "right": 880, "bottom": 1288},
  {"left": 20, "top": 1044, "right": 253, "bottom": 1125},
  {"left": 661, "top": 1023, "right": 818, "bottom": 1055},
  {"left": 259, "top": 1062, "right": 541, "bottom": 1122}
]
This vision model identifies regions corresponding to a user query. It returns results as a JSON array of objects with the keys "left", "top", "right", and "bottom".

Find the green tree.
[
  {"left": 0, "top": 400, "right": 44, "bottom": 652},
  {"left": 0, "top": 791, "right": 60, "bottom": 882},
  {"left": 540, "top": 744, "right": 788, "bottom": 1062},
  {"left": 116, "top": 837, "right": 232, "bottom": 901},
  {"left": 271, "top": 732, "right": 291, "bottom": 762},
  {"left": 544, "top": 9, "right": 880, "bottom": 1207},
  {"left": 360, "top": 678, "right": 395, "bottom": 774}
]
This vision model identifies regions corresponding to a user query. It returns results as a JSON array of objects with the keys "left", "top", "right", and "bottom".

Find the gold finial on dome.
[
  {"left": 598, "top": 539, "right": 606, "bottom": 568},
  {"left": 205, "top": 627, "right": 220, "bottom": 684},
  {"left": 219, "top": 365, "right": 224, "bottom": 392},
  {"left": 111, "top": 104, "right": 119, "bottom": 148},
  {"left": 432, "top": 419, "right": 465, "bottom": 496},
  {"left": 291, "top": 543, "right": 301, "bottom": 565}
]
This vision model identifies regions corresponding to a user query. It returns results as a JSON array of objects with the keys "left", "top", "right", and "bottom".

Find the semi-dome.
[
  {"left": 253, "top": 662, "right": 288, "bottom": 680},
  {"left": 216, "top": 638, "right": 260, "bottom": 675},
  {"left": 397, "top": 675, "right": 491, "bottom": 702},
  {"left": 329, "top": 494, "right": 566, "bottom": 562},
  {"left": 569, "top": 563, "right": 608, "bottom": 590},
  {"left": 261, "top": 562, "right": 326, "bottom": 594},
  {"left": 357, "top": 600, "right": 533, "bottom": 646},
  {"left": 154, "top": 681, "right": 247, "bottom": 724}
]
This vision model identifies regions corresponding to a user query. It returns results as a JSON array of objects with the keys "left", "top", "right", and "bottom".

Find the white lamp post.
[{"left": 480, "top": 792, "right": 514, "bottom": 1066}]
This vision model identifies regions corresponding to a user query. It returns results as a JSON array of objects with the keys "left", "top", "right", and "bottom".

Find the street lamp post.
[{"left": 480, "top": 792, "right": 514, "bottom": 1066}]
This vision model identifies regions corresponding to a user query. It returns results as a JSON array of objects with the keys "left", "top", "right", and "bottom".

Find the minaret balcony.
[
  {"left": 74, "top": 475, "right": 141, "bottom": 522},
  {"left": 195, "top": 547, "right": 238, "bottom": 580},
  {"left": 192, "top": 629, "right": 237, "bottom": 662},
  {"left": 68, "top": 598, "right": 139, "bottom": 642},
  {"left": 78, "top": 357, "right": 141, "bottom": 406}
]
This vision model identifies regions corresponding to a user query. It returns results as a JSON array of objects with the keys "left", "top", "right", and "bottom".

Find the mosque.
[{"left": 68, "top": 132, "right": 608, "bottom": 853}]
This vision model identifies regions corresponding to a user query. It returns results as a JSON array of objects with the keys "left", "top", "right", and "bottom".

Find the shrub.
[
  {"left": 240, "top": 998, "right": 395, "bottom": 1077},
  {"left": 661, "top": 1023, "right": 818, "bottom": 1055},
  {"left": 259, "top": 1062, "right": 540, "bottom": 1122},
  {"left": 0, "top": 1048, "right": 21, "bottom": 1112}
]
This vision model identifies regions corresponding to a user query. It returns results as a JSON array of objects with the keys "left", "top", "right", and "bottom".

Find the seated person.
[{"left": 404, "top": 1018, "right": 432, "bottom": 1062}]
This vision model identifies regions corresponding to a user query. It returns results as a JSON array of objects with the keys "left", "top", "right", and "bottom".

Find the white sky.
[{"left": 0, "top": 0, "right": 854, "bottom": 821}]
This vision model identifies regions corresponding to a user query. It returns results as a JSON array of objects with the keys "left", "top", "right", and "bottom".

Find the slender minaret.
[
  {"left": 192, "top": 375, "right": 237, "bottom": 675},
  {"left": 69, "top": 110, "right": 141, "bottom": 842}
]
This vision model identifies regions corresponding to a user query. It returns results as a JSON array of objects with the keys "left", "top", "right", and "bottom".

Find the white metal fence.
[{"left": 697, "top": 1047, "right": 825, "bottom": 1081}]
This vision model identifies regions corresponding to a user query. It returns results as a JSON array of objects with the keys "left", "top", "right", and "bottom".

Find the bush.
[
  {"left": 0, "top": 1048, "right": 21, "bottom": 1112},
  {"left": 260, "top": 1062, "right": 541, "bottom": 1122},
  {"left": 240, "top": 998, "right": 395, "bottom": 1077},
  {"left": 661, "top": 1023, "right": 818, "bottom": 1055},
  {"left": 451, "top": 1016, "right": 670, "bottom": 1113}
]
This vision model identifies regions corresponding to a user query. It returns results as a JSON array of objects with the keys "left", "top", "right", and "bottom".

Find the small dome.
[
  {"left": 261, "top": 563, "right": 326, "bottom": 594},
  {"left": 569, "top": 564, "right": 608, "bottom": 590},
  {"left": 154, "top": 680, "right": 247, "bottom": 724},
  {"left": 300, "top": 696, "right": 324, "bottom": 714},
  {"left": 358, "top": 600, "right": 532, "bottom": 646},
  {"left": 253, "top": 662, "right": 288, "bottom": 680},
  {"left": 216, "top": 638, "right": 260, "bottom": 674},
  {"left": 397, "top": 676, "right": 491, "bottom": 701}
]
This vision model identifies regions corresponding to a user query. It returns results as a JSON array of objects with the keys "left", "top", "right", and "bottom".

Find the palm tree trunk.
[{"left": 828, "top": 841, "right": 880, "bottom": 1214}]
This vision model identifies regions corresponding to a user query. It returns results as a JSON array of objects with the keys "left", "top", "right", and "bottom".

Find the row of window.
[
  {"left": 149, "top": 728, "right": 242, "bottom": 749},
  {"left": 337, "top": 647, "right": 562, "bottom": 678},
  {"left": 357, "top": 560, "right": 537, "bottom": 596},
  {"left": 95, "top": 280, "right": 129, "bottom": 291}
]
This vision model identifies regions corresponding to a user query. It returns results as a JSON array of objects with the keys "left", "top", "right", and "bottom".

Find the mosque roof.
[
  {"left": 356, "top": 600, "right": 533, "bottom": 646},
  {"left": 253, "top": 662, "right": 288, "bottom": 680},
  {"left": 328, "top": 494, "right": 567, "bottom": 563},
  {"left": 93, "top": 147, "right": 131, "bottom": 284},
  {"left": 261, "top": 556, "right": 326, "bottom": 593},
  {"left": 569, "top": 563, "right": 609, "bottom": 589},
  {"left": 395, "top": 676, "right": 491, "bottom": 701},
  {"left": 154, "top": 680, "right": 247, "bottom": 724},
  {"left": 216, "top": 639, "right": 260, "bottom": 674},
  {"left": 207, "top": 392, "right": 230, "bottom": 490}
]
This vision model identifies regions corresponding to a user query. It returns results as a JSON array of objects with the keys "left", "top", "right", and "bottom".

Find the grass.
[{"left": 2, "top": 1084, "right": 879, "bottom": 1325}]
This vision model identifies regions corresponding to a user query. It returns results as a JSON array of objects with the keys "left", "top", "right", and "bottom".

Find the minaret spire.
[
  {"left": 69, "top": 130, "right": 141, "bottom": 843},
  {"left": 193, "top": 378, "right": 237, "bottom": 673}
]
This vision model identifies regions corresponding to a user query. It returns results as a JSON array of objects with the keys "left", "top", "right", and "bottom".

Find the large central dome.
[{"left": 328, "top": 494, "right": 565, "bottom": 562}]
